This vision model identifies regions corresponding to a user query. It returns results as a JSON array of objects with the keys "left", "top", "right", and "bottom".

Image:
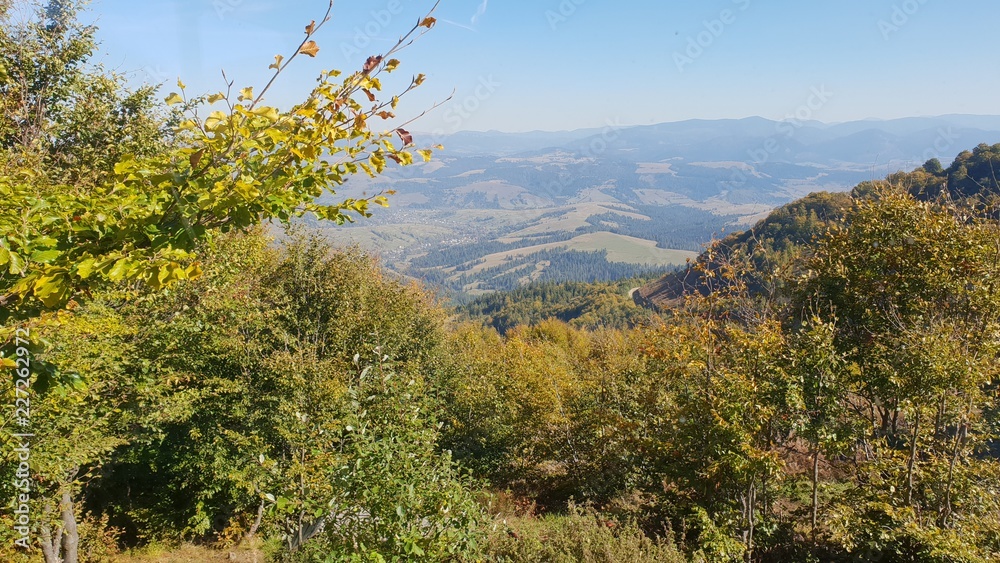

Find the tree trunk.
[
  {"left": 60, "top": 490, "right": 79, "bottom": 563},
  {"left": 811, "top": 446, "right": 820, "bottom": 540},
  {"left": 942, "top": 397, "right": 973, "bottom": 527},
  {"left": 905, "top": 410, "right": 920, "bottom": 506},
  {"left": 934, "top": 393, "right": 946, "bottom": 437},
  {"left": 745, "top": 483, "right": 755, "bottom": 563},
  {"left": 243, "top": 499, "right": 266, "bottom": 542},
  {"left": 39, "top": 522, "right": 60, "bottom": 563}
]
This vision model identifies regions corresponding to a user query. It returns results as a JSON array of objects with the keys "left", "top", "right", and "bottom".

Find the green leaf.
[
  {"left": 8, "top": 251, "right": 25, "bottom": 275},
  {"left": 114, "top": 159, "right": 135, "bottom": 174},
  {"left": 107, "top": 258, "right": 130, "bottom": 282},
  {"left": 75, "top": 258, "right": 97, "bottom": 280},
  {"left": 30, "top": 249, "right": 61, "bottom": 263}
]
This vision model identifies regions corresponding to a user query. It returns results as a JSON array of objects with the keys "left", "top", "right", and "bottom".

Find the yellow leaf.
[
  {"left": 269, "top": 54, "right": 284, "bottom": 70},
  {"left": 413, "top": 73, "right": 426, "bottom": 86},
  {"left": 252, "top": 106, "right": 280, "bottom": 122},
  {"left": 385, "top": 59, "right": 400, "bottom": 72},
  {"left": 204, "top": 111, "right": 228, "bottom": 131},
  {"left": 165, "top": 92, "right": 183, "bottom": 106},
  {"left": 207, "top": 92, "right": 225, "bottom": 104},
  {"left": 299, "top": 41, "right": 320, "bottom": 57},
  {"left": 33, "top": 271, "right": 69, "bottom": 308},
  {"left": 177, "top": 78, "right": 187, "bottom": 89},
  {"left": 239, "top": 87, "right": 254, "bottom": 101},
  {"left": 417, "top": 149, "right": 433, "bottom": 162}
]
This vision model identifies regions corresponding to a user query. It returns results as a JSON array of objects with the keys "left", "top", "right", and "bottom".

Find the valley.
[{"left": 320, "top": 115, "right": 1000, "bottom": 298}]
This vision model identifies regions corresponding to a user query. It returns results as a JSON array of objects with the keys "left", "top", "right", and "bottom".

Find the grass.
[
  {"left": 487, "top": 504, "right": 687, "bottom": 563},
  {"left": 463, "top": 232, "right": 697, "bottom": 278},
  {"left": 113, "top": 542, "right": 268, "bottom": 563}
]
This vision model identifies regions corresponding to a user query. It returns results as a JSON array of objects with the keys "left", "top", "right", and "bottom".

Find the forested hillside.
[
  {"left": 458, "top": 277, "right": 660, "bottom": 333},
  {"left": 4, "top": 2, "right": 1000, "bottom": 563},
  {"left": 637, "top": 145, "right": 1000, "bottom": 310}
]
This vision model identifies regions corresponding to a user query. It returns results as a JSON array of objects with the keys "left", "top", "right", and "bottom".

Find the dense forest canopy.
[{"left": 3, "top": 2, "right": 1000, "bottom": 562}]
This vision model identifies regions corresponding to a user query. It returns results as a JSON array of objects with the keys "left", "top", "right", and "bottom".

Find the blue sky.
[{"left": 89, "top": 0, "right": 1000, "bottom": 133}]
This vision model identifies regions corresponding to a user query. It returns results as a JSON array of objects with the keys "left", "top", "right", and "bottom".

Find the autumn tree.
[
  {"left": 0, "top": 0, "right": 440, "bottom": 321},
  {"left": 1, "top": 1, "right": 445, "bottom": 561},
  {"left": 800, "top": 184, "right": 1000, "bottom": 557}
]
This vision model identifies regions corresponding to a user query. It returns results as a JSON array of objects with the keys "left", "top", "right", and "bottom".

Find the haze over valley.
[{"left": 327, "top": 114, "right": 1000, "bottom": 297}]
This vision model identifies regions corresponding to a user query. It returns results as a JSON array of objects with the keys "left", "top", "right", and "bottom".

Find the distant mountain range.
[
  {"left": 432, "top": 115, "right": 1000, "bottom": 163},
  {"left": 319, "top": 115, "right": 1000, "bottom": 299}
]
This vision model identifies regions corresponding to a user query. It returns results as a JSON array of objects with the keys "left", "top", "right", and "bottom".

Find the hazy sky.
[{"left": 89, "top": 0, "right": 1000, "bottom": 134}]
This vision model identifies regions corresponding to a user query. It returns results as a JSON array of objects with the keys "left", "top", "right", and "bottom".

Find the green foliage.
[
  {"left": 0, "top": 0, "right": 438, "bottom": 321},
  {"left": 0, "top": 297, "right": 138, "bottom": 562},
  {"left": 637, "top": 190, "right": 851, "bottom": 309},
  {"left": 793, "top": 184, "right": 1000, "bottom": 559},
  {"left": 458, "top": 278, "right": 658, "bottom": 334},
  {"left": 0, "top": 0, "right": 167, "bottom": 183},
  {"left": 6, "top": 8, "right": 1000, "bottom": 558},
  {"left": 883, "top": 142, "right": 1000, "bottom": 203},
  {"left": 76, "top": 230, "right": 483, "bottom": 560},
  {"left": 0, "top": 3, "right": 467, "bottom": 561}
]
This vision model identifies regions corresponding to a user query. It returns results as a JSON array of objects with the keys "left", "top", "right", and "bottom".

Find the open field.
[{"left": 460, "top": 231, "right": 696, "bottom": 279}]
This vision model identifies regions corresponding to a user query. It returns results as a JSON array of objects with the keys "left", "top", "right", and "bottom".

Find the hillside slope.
[{"left": 636, "top": 143, "right": 1000, "bottom": 309}]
